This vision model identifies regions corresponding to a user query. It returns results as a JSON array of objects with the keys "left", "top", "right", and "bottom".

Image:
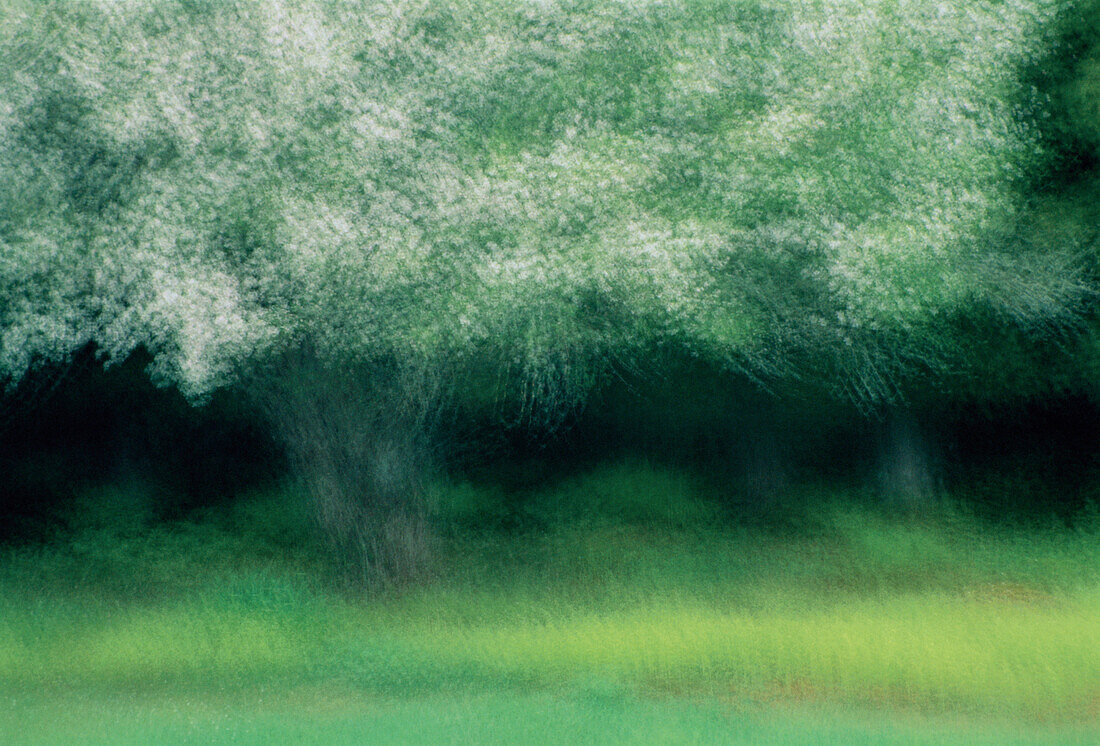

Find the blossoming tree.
[{"left": 2, "top": 0, "right": 1096, "bottom": 580}]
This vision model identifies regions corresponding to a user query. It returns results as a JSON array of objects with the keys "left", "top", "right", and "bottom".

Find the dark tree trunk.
[
  {"left": 874, "top": 408, "right": 939, "bottom": 510},
  {"left": 247, "top": 345, "right": 442, "bottom": 589}
]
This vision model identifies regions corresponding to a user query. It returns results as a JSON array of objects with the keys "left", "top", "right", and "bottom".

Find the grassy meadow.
[{"left": 2, "top": 460, "right": 1099, "bottom": 743}]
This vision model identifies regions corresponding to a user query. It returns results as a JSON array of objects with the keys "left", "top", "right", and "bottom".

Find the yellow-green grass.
[
  {"left": 3, "top": 688, "right": 1096, "bottom": 745},
  {"left": 2, "top": 466, "right": 1099, "bottom": 740}
]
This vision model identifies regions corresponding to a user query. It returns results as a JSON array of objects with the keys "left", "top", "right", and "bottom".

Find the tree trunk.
[
  {"left": 874, "top": 409, "right": 938, "bottom": 510},
  {"left": 247, "top": 346, "right": 441, "bottom": 589}
]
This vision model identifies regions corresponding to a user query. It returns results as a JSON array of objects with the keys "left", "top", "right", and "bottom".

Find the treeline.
[{"left": 2, "top": 1, "right": 1100, "bottom": 583}]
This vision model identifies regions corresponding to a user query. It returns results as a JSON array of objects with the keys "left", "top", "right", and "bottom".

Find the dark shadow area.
[
  {"left": 4, "top": 346, "right": 1100, "bottom": 543},
  {"left": 944, "top": 394, "right": 1100, "bottom": 521},
  {"left": 0, "top": 348, "right": 283, "bottom": 543}
]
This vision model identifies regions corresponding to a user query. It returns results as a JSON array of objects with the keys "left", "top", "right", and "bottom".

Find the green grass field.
[
  {"left": 2, "top": 461, "right": 1098, "bottom": 743},
  {"left": 4, "top": 689, "right": 1097, "bottom": 745}
]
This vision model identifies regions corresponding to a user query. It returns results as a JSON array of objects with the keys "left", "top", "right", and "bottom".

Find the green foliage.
[
  {"left": 524, "top": 459, "right": 720, "bottom": 527},
  {"left": 429, "top": 479, "right": 513, "bottom": 531},
  {"left": 60, "top": 479, "right": 159, "bottom": 536},
  {"left": 1, "top": 0, "right": 1094, "bottom": 411},
  {"left": 212, "top": 483, "right": 320, "bottom": 551},
  {"left": 432, "top": 458, "right": 720, "bottom": 530}
]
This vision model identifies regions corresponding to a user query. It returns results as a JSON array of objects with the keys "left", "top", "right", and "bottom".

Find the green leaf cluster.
[{"left": 1, "top": 0, "right": 1094, "bottom": 410}]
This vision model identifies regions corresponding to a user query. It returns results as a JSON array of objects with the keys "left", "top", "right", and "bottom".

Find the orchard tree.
[{"left": 2, "top": 0, "right": 1096, "bottom": 579}]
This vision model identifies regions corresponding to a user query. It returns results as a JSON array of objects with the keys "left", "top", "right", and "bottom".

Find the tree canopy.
[{"left": 2, "top": 0, "right": 1096, "bottom": 411}]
